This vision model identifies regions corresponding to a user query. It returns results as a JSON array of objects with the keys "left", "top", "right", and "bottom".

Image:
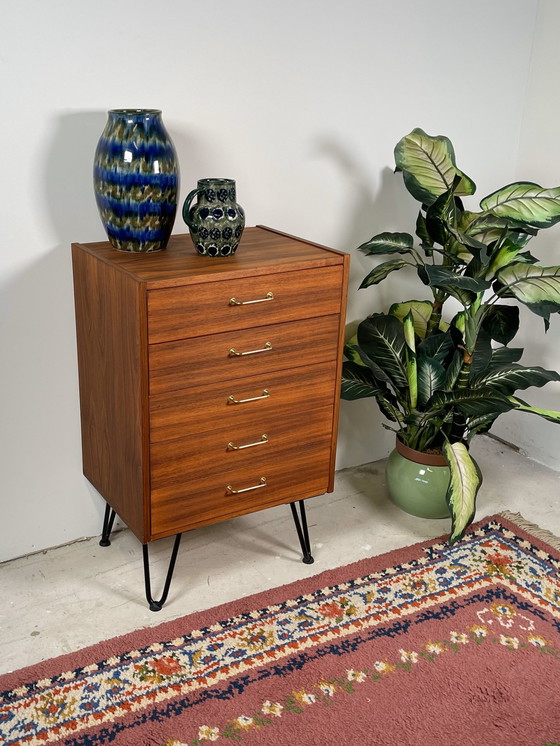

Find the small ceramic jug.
[{"left": 182, "top": 178, "right": 245, "bottom": 257}]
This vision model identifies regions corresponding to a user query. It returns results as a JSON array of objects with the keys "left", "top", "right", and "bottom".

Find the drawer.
[
  {"left": 149, "top": 361, "right": 338, "bottom": 443},
  {"left": 147, "top": 266, "right": 343, "bottom": 343},
  {"left": 150, "top": 406, "right": 333, "bottom": 537},
  {"left": 148, "top": 315, "right": 340, "bottom": 395}
]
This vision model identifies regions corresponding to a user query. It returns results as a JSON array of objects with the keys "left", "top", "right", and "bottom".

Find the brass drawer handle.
[
  {"left": 228, "top": 389, "right": 270, "bottom": 405},
  {"left": 229, "top": 292, "right": 274, "bottom": 306},
  {"left": 226, "top": 477, "right": 267, "bottom": 494},
  {"left": 229, "top": 341, "right": 272, "bottom": 357},
  {"left": 227, "top": 434, "right": 268, "bottom": 451}
]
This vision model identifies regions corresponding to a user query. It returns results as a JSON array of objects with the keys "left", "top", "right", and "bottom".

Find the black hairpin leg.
[
  {"left": 143, "top": 534, "right": 183, "bottom": 612},
  {"left": 99, "top": 504, "right": 117, "bottom": 547},
  {"left": 290, "top": 500, "right": 314, "bottom": 564}
]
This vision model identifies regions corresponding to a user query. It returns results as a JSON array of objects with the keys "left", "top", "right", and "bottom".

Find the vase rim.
[
  {"left": 109, "top": 108, "right": 162, "bottom": 116},
  {"left": 197, "top": 177, "right": 235, "bottom": 186},
  {"left": 395, "top": 437, "right": 448, "bottom": 467}
]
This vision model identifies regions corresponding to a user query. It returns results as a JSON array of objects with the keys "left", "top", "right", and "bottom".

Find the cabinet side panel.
[
  {"left": 327, "top": 251, "right": 351, "bottom": 491},
  {"left": 72, "top": 245, "right": 148, "bottom": 541}
]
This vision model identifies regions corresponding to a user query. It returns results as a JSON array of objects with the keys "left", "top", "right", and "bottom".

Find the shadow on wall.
[
  {"left": 44, "top": 111, "right": 109, "bottom": 243},
  {"left": 312, "top": 137, "right": 416, "bottom": 470},
  {"left": 0, "top": 112, "right": 113, "bottom": 559},
  {"left": 0, "top": 109, "right": 237, "bottom": 560}
]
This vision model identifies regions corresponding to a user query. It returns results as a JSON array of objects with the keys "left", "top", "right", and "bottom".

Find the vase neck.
[
  {"left": 109, "top": 109, "right": 161, "bottom": 120},
  {"left": 196, "top": 179, "right": 237, "bottom": 202}
]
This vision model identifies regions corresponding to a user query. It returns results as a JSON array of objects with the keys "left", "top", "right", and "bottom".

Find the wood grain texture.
[
  {"left": 149, "top": 361, "right": 337, "bottom": 444},
  {"left": 327, "top": 251, "right": 351, "bottom": 489},
  {"left": 147, "top": 265, "right": 343, "bottom": 343},
  {"left": 148, "top": 315, "right": 340, "bottom": 395},
  {"left": 150, "top": 407, "right": 333, "bottom": 537},
  {"left": 71, "top": 245, "right": 149, "bottom": 542},
  {"left": 76, "top": 227, "right": 345, "bottom": 289},
  {"left": 72, "top": 227, "right": 349, "bottom": 545}
]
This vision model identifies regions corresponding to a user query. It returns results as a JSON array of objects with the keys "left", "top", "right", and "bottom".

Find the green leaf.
[
  {"left": 516, "top": 249, "right": 539, "bottom": 265},
  {"left": 344, "top": 336, "right": 363, "bottom": 366},
  {"left": 351, "top": 343, "right": 396, "bottom": 387},
  {"left": 481, "top": 182, "right": 560, "bottom": 228},
  {"left": 422, "top": 265, "right": 491, "bottom": 294},
  {"left": 470, "top": 327, "right": 493, "bottom": 378},
  {"left": 342, "top": 351, "right": 407, "bottom": 422},
  {"left": 444, "top": 441, "right": 483, "bottom": 544},
  {"left": 444, "top": 350, "right": 463, "bottom": 390},
  {"left": 418, "top": 329, "right": 457, "bottom": 365},
  {"left": 341, "top": 361, "right": 384, "bottom": 400},
  {"left": 377, "top": 394, "right": 406, "bottom": 424},
  {"left": 419, "top": 266, "right": 489, "bottom": 307},
  {"left": 415, "top": 212, "right": 433, "bottom": 245},
  {"left": 473, "top": 364, "right": 560, "bottom": 395},
  {"left": 425, "top": 188, "right": 461, "bottom": 246},
  {"left": 496, "top": 263, "right": 560, "bottom": 322},
  {"left": 465, "top": 411, "right": 503, "bottom": 440},
  {"left": 359, "top": 259, "right": 408, "bottom": 288},
  {"left": 389, "top": 300, "right": 435, "bottom": 338},
  {"left": 357, "top": 232, "right": 415, "bottom": 256},
  {"left": 461, "top": 211, "right": 536, "bottom": 248},
  {"left": 403, "top": 312, "right": 418, "bottom": 409},
  {"left": 481, "top": 304, "right": 519, "bottom": 345},
  {"left": 417, "top": 355, "right": 446, "bottom": 407},
  {"left": 485, "top": 240, "right": 524, "bottom": 280},
  {"left": 394, "top": 128, "right": 476, "bottom": 206},
  {"left": 488, "top": 346, "right": 523, "bottom": 369},
  {"left": 428, "top": 387, "right": 514, "bottom": 418},
  {"left": 357, "top": 314, "right": 408, "bottom": 390},
  {"left": 508, "top": 396, "right": 560, "bottom": 424}
]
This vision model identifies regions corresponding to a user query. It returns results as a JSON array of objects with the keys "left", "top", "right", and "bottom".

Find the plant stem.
[
  {"left": 456, "top": 351, "right": 472, "bottom": 390},
  {"left": 426, "top": 298, "right": 444, "bottom": 335}
]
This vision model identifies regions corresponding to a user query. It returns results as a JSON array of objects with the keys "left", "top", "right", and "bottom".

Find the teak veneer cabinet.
[{"left": 72, "top": 226, "right": 349, "bottom": 609}]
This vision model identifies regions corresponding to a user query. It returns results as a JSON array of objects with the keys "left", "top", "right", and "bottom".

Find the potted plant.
[{"left": 342, "top": 128, "right": 560, "bottom": 543}]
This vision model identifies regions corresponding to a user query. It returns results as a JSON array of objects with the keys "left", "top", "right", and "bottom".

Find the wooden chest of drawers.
[{"left": 71, "top": 226, "right": 349, "bottom": 549}]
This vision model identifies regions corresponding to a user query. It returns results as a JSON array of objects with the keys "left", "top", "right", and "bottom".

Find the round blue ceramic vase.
[{"left": 93, "top": 109, "right": 179, "bottom": 252}]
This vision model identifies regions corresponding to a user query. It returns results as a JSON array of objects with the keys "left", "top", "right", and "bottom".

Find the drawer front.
[
  {"left": 148, "top": 315, "right": 340, "bottom": 395},
  {"left": 147, "top": 266, "right": 343, "bottom": 343},
  {"left": 149, "top": 361, "right": 338, "bottom": 443},
  {"left": 150, "top": 407, "right": 333, "bottom": 537}
]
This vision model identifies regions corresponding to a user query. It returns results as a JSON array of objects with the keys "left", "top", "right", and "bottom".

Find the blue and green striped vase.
[{"left": 93, "top": 109, "right": 179, "bottom": 252}]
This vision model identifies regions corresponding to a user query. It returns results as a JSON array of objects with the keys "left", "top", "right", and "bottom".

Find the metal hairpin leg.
[
  {"left": 99, "top": 504, "right": 116, "bottom": 547},
  {"left": 290, "top": 500, "right": 314, "bottom": 564},
  {"left": 99, "top": 502, "right": 182, "bottom": 611},
  {"left": 143, "top": 533, "right": 183, "bottom": 612}
]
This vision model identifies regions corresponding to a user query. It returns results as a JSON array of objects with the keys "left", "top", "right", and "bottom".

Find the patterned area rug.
[{"left": 2, "top": 512, "right": 560, "bottom": 746}]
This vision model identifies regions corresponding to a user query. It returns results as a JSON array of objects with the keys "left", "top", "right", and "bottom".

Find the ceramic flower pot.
[
  {"left": 385, "top": 438, "right": 451, "bottom": 519},
  {"left": 93, "top": 109, "right": 179, "bottom": 252}
]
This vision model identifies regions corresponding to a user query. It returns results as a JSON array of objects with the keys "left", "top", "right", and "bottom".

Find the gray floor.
[{"left": 1, "top": 435, "right": 559, "bottom": 677}]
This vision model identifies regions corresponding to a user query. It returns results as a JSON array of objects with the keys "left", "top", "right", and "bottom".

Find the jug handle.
[{"left": 182, "top": 187, "right": 203, "bottom": 232}]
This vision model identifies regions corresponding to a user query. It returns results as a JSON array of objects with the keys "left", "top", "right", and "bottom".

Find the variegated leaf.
[
  {"left": 481, "top": 182, "right": 560, "bottom": 228},
  {"left": 394, "top": 128, "right": 476, "bottom": 206},
  {"left": 444, "top": 441, "right": 482, "bottom": 544}
]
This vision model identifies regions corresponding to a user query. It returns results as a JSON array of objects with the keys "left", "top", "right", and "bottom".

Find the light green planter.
[{"left": 386, "top": 439, "right": 450, "bottom": 519}]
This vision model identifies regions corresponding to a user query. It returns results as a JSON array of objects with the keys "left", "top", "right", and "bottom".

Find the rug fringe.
[{"left": 499, "top": 510, "right": 560, "bottom": 552}]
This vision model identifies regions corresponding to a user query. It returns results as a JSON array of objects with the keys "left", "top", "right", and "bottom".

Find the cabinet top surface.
[{"left": 72, "top": 226, "right": 347, "bottom": 288}]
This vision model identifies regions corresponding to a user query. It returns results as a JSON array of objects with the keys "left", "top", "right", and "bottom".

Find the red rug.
[{"left": 2, "top": 512, "right": 560, "bottom": 746}]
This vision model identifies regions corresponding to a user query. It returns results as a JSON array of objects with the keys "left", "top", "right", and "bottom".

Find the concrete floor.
[{"left": 1, "top": 435, "right": 559, "bottom": 677}]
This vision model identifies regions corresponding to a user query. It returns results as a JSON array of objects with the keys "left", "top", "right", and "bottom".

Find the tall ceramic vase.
[
  {"left": 182, "top": 178, "right": 245, "bottom": 256},
  {"left": 93, "top": 109, "right": 179, "bottom": 252}
]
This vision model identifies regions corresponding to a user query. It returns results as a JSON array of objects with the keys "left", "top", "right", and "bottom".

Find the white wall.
[
  {"left": 490, "top": 0, "right": 560, "bottom": 469},
  {"left": 1, "top": 0, "right": 547, "bottom": 562}
]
